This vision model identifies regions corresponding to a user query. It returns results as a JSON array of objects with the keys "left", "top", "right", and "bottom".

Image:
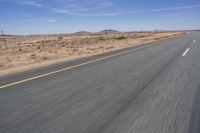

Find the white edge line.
[{"left": 182, "top": 48, "right": 190, "bottom": 56}]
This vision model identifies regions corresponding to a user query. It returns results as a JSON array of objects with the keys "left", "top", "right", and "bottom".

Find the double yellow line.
[{"left": 0, "top": 40, "right": 166, "bottom": 89}]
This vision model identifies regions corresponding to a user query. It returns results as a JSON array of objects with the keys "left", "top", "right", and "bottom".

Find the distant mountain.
[
  {"left": 99, "top": 29, "right": 120, "bottom": 34},
  {"left": 74, "top": 31, "right": 91, "bottom": 36}
]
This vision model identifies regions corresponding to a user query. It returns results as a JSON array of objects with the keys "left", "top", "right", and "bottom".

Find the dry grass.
[{"left": 0, "top": 32, "right": 185, "bottom": 76}]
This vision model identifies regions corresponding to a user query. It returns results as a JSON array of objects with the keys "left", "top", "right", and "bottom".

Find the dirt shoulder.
[{"left": 0, "top": 32, "right": 185, "bottom": 77}]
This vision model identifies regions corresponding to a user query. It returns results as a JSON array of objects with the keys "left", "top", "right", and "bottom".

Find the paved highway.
[{"left": 0, "top": 32, "right": 200, "bottom": 133}]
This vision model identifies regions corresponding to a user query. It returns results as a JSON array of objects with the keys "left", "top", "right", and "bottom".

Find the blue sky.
[{"left": 0, "top": 0, "right": 200, "bottom": 35}]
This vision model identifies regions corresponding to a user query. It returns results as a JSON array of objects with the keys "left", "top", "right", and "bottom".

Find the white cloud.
[{"left": 22, "top": 1, "right": 42, "bottom": 8}]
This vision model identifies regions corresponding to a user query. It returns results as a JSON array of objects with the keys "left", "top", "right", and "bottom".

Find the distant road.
[{"left": 0, "top": 32, "right": 200, "bottom": 133}]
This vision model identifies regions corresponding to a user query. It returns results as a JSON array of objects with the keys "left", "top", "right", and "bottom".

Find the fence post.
[{"left": 1, "top": 30, "right": 8, "bottom": 49}]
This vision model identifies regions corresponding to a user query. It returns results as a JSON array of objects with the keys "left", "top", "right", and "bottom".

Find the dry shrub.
[
  {"left": 105, "top": 46, "right": 114, "bottom": 49},
  {"left": 98, "top": 46, "right": 105, "bottom": 49},
  {"left": 0, "top": 63, "right": 4, "bottom": 68},
  {"left": 117, "top": 36, "right": 126, "bottom": 40},
  {"left": 58, "top": 36, "right": 63, "bottom": 40},
  {"left": 80, "top": 38, "right": 97, "bottom": 44},
  {"left": 0, "top": 38, "right": 4, "bottom": 42},
  {"left": 30, "top": 54, "right": 37, "bottom": 59},
  {"left": 72, "top": 47, "right": 78, "bottom": 52},
  {"left": 31, "top": 53, "right": 37, "bottom": 57},
  {"left": 53, "top": 50, "right": 58, "bottom": 53},
  {"left": 88, "top": 47, "right": 96, "bottom": 51},
  {"left": 19, "top": 48, "right": 23, "bottom": 51},
  {"left": 42, "top": 56, "right": 49, "bottom": 60},
  {"left": 97, "top": 36, "right": 106, "bottom": 41}
]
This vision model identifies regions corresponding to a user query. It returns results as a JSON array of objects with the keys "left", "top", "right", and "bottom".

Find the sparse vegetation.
[
  {"left": 42, "top": 56, "right": 49, "bottom": 60},
  {"left": 58, "top": 36, "right": 63, "bottom": 40},
  {"left": 0, "top": 63, "right": 4, "bottom": 68},
  {"left": 0, "top": 31, "right": 185, "bottom": 76},
  {"left": 117, "top": 36, "right": 126, "bottom": 40},
  {"left": 31, "top": 54, "right": 37, "bottom": 58},
  {"left": 97, "top": 36, "right": 106, "bottom": 41}
]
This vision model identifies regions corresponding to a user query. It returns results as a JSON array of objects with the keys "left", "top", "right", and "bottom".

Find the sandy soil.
[{"left": 0, "top": 32, "right": 185, "bottom": 76}]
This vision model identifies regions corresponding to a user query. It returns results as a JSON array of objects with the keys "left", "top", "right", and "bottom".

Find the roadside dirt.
[{"left": 0, "top": 32, "right": 185, "bottom": 76}]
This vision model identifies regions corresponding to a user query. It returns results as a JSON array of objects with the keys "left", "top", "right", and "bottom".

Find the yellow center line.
[{"left": 0, "top": 38, "right": 173, "bottom": 89}]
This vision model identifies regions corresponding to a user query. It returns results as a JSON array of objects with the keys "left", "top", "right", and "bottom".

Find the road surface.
[{"left": 0, "top": 32, "right": 200, "bottom": 133}]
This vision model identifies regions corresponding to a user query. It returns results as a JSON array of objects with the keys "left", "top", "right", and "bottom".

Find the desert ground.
[{"left": 0, "top": 30, "right": 185, "bottom": 76}]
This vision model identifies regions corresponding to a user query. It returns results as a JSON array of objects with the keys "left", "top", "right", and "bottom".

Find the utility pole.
[{"left": 1, "top": 29, "right": 8, "bottom": 49}]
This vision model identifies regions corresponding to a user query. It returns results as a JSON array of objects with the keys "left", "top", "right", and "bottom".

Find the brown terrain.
[{"left": 0, "top": 30, "right": 185, "bottom": 76}]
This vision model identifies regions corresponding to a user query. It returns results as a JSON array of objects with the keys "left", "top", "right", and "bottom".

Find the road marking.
[
  {"left": 182, "top": 48, "right": 190, "bottom": 57},
  {"left": 193, "top": 40, "right": 196, "bottom": 43},
  {"left": 0, "top": 33, "right": 186, "bottom": 89},
  {"left": 0, "top": 42, "right": 161, "bottom": 89}
]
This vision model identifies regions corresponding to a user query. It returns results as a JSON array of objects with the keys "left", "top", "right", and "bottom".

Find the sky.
[{"left": 0, "top": 0, "right": 200, "bottom": 35}]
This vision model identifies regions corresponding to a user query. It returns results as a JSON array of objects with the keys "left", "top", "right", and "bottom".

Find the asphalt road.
[{"left": 0, "top": 32, "right": 200, "bottom": 133}]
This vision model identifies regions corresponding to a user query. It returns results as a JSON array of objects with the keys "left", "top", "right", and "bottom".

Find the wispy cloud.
[
  {"left": 6, "top": 18, "right": 58, "bottom": 26},
  {"left": 51, "top": 0, "right": 113, "bottom": 15},
  {"left": 166, "top": 19, "right": 187, "bottom": 23},
  {"left": 47, "top": 19, "right": 56, "bottom": 23},
  {"left": 88, "top": 4, "right": 200, "bottom": 16},
  {"left": 146, "top": 5, "right": 200, "bottom": 12},
  {"left": 161, "top": 13, "right": 181, "bottom": 17},
  {"left": 21, "top": 1, "right": 42, "bottom": 8},
  {"left": 18, "top": 12, "right": 31, "bottom": 17},
  {"left": 0, "top": 0, "right": 43, "bottom": 7},
  {"left": 52, "top": 9, "right": 68, "bottom": 14},
  {"left": 2, "top": 0, "right": 200, "bottom": 18},
  {"left": 51, "top": 3, "right": 200, "bottom": 17},
  {"left": 85, "top": 12, "right": 122, "bottom": 17}
]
